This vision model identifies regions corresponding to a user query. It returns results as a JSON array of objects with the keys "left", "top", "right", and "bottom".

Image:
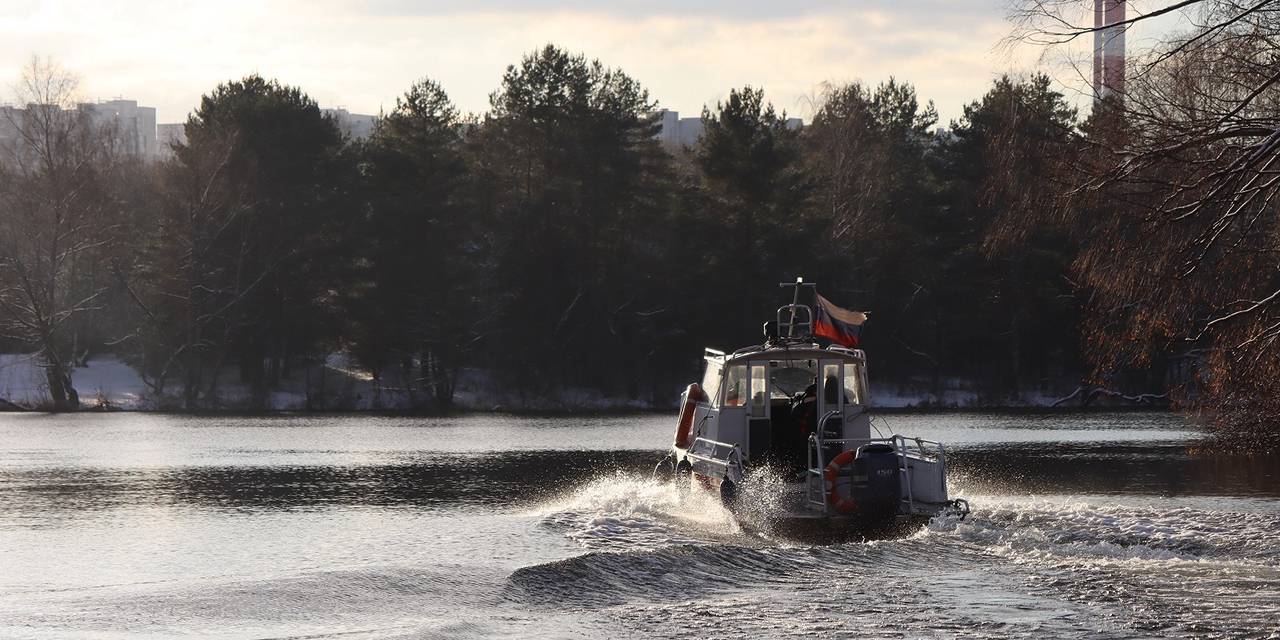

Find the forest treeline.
[
  {"left": 1003, "top": 0, "right": 1280, "bottom": 451},
  {"left": 0, "top": 46, "right": 1155, "bottom": 412}
]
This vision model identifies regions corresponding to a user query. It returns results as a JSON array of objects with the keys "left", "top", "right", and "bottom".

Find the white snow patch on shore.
[
  {"left": 0, "top": 353, "right": 48, "bottom": 407},
  {"left": 0, "top": 353, "right": 150, "bottom": 409},
  {"left": 870, "top": 379, "right": 1082, "bottom": 409}
]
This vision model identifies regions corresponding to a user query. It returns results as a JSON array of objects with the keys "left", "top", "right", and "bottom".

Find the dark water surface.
[{"left": 0, "top": 412, "right": 1277, "bottom": 638}]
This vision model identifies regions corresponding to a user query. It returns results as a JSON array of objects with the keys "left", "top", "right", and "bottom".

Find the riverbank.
[{"left": 0, "top": 353, "right": 1168, "bottom": 414}]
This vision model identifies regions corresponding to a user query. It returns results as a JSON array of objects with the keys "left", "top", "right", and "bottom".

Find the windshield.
[{"left": 769, "top": 359, "right": 817, "bottom": 398}]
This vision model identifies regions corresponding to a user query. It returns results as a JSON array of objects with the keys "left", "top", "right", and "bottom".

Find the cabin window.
[
  {"left": 844, "top": 363, "right": 862, "bottom": 405},
  {"left": 750, "top": 364, "right": 767, "bottom": 415},
  {"left": 701, "top": 361, "right": 722, "bottom": 404},
  {"left": 723, "top": 364, "right": 748, "bottom": 407}
]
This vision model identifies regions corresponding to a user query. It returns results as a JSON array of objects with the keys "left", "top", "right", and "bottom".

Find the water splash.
[{"left": 531, "top": 471, "right": 741, "bottom": 551}]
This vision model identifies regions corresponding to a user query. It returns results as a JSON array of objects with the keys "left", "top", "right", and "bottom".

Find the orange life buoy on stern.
[
  {"left": 824, "top": 450, "right": 859, "bottom": 513},
  {"left": 673, "top": 383, "right": 707, "bottom": 448}
]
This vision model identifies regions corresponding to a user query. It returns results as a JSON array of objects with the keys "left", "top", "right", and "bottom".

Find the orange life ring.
[
  {"left": 673, "top": 383, "right": 707, "bottom": 448},
  {"left": 824, "top": 450, "right": 859, "bottom": 513}
]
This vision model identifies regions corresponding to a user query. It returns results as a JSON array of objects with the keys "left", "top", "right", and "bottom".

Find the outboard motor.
[{"left": 850, "top": 444, "right": 901, "bottom": 520}]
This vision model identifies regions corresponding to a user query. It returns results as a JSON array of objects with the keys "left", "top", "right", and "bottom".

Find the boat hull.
[{"left": 677, "top": 472, "right": 954, "bottom": 543}]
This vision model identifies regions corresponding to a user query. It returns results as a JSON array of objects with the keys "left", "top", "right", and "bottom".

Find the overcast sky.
[{"left": 1, "top": 1, "right": 1067, "bottom": 125}]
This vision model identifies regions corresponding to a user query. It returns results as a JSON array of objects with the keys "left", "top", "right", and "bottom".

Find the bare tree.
[
  {"left": 1011, "top": 1, "right": 1280, "bottom": 448},
  {"left": 0, "top": 57, "right": 123, "bottom": 410}
]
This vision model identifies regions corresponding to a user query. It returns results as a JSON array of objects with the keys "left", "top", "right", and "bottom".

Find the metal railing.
[
  {"left": 805, "top": 431, "right": 949, "bottom": 516},
  {"left": 686, "top": 436, "right": 745, "bottom": 483},
  {"left": 777, "top": 304, "right": 813, "bottom": 338}
]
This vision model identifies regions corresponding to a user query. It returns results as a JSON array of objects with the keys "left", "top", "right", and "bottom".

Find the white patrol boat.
[{"left": 656, "top": 279, "right": 968, "bottom": 541}]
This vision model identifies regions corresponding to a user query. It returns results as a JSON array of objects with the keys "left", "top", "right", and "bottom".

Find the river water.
[{"left": 0, "top": 412, "right": 1276, "bottom": 639}]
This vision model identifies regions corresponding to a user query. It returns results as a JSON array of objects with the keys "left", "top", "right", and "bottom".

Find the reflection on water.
[
  {"left": 5, "top": 446, "right": 1274, "bottom": 517},
  {"left": 0, "top": 412, "right": 1277, "bottom": 639},
  {"left": 3, "top": 455, "right": 628, "bottom": 514},
  {"left": 952, "top": 442, "right": 1280, "bottom": 497}
]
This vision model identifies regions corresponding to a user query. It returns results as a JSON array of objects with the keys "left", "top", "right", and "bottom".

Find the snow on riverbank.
[
  {"left": 871, "top": 381, "right": 1075, "bottom": 409},
  {"left": 0, "top": 353, "right": 400, "bottom": 411},
  {"left": 0, "top": 352, "right": 1145, "bottom": 412},
  {"left": 0, "top": 353, "right": 150, "bottom": 410}
]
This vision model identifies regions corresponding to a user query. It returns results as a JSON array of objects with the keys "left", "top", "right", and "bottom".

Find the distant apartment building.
[
  {"left": 87, "top": 99, "right": 157, "bottom": 157},
  {"left": 654, "top": 109, "right": 802, "bottom": 151},
  {"left": 323, "top": 107, "right": 378, "bottom": 141},
  {"left": 0, "top": 99, "right": 158, "bottom": 161},
  {"left": 0, "top": 105, "right": 20, "bottom": 149},
  {"left": 156, "top": 122, "right": 187, "bottom": 158},
  {"left": 656, "top": 109, "right": 706, "bottom": 149},
  {"left": 1, "top": 100, "right": 386, "bottom": 163}
]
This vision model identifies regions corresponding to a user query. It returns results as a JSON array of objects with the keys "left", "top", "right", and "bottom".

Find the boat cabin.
[{"left": 690, "top": 341, "right": 872, "bottom": 475}]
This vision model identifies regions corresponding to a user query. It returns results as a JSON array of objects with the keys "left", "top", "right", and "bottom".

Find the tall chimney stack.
[{"left": 1093, "top": 0, "right": 1126, "bottom": 100}]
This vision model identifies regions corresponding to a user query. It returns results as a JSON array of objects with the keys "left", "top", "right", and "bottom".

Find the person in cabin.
[
  {"left": 824, "top": 374, "right": 841, "bottom": 405},
  {"left": 792, "top": 380, "right": 817, "bottom": 435}
]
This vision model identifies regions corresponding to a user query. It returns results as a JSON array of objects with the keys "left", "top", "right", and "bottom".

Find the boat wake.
[
  {"left": 511, "top": 475, "right": 1280, "bottom": 637},
  {"left": 530, "top": 472, "right": 743, "bottom": 551},
  {"left": 940, "top": 494, "right": 1280, "bottom": 566}
]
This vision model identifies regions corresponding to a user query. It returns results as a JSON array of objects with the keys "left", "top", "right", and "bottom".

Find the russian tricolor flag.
[{"left": 814, "top": 293, "right": 868, "bottom": 348}]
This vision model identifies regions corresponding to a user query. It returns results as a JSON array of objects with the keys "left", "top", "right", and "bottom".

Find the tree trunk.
[{"left": 43, "top": 357, "right": 78, "bottom": 412}]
